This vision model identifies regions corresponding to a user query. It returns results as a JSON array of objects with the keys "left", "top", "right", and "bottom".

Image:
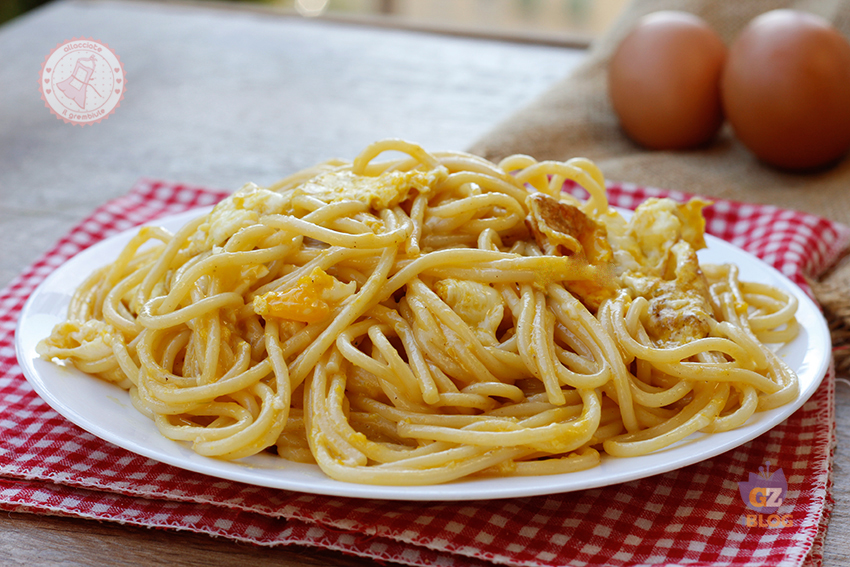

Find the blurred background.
[
  {"left": 1, "top": 0, "right": 629, "bottom": 44},
  {"left": 1, "top": 0, "right": 49, "bottom": 25}
]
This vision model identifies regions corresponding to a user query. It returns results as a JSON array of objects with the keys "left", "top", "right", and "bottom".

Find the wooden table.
[{"left": 1, "top": 1, "right": 847, "bottom": 565}]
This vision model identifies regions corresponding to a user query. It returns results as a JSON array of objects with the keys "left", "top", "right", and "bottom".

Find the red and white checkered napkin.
[{"left": 2, "top": 179, "right": 849, "bottom": 567}]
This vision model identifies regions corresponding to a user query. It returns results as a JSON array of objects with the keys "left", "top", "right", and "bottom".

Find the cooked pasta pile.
[{"left": 37, "top": 139, "right": 799, "bottom": 485}]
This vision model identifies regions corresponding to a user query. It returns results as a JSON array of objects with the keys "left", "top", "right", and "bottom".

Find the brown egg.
[
  {"left": 608, "top": 11, "right": 726, "bottom": 150},
  {"left": 722, "top": 10, "right": 850, "bottom": 171}
]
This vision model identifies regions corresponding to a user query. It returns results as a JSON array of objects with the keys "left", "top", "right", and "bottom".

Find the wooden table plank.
[{"left": 0, "top": 511, "right": 370, "bottom": 566}]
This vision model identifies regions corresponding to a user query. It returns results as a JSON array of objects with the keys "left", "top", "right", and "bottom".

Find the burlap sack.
[{"left": 469, "top": 0, "right": 850, "bottom": 371}]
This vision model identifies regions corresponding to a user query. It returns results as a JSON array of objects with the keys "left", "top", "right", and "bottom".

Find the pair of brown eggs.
[{"left": 608, "top": 10, "right": 850, "bottom": 171}]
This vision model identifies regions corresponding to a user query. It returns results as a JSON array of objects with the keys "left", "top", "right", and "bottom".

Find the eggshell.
[
  {"left": 721, "top": 10, "right": 850, "bottom": 171},
  {"left": 608, "top": 11, "right": 726, "bottom": 150}
]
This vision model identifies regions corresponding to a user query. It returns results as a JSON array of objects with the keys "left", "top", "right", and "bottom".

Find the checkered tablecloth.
[{"left": 1, "top": 178, "right": 848, "bottom": 567}]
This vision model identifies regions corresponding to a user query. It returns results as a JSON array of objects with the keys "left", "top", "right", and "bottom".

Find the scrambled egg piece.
[
  {"left": 526, "top": 193, "right": 616, "bottom": 311},
  {"left": 526, "top": 193, "right": 612, "bottom": 263},
  {"left": 253, "top": 267, "right": 355, "bottom": 324},
  {"left": 612, "top": 197, "right": 714, "bottom": 347},
  {"left": 620, "top": 197, "right": 708, "bottom": 275},
  {"left": 296, "top": 167, "right": 448, "bottom": 210},
  {"left": 190, "top": 167, "right": 449, "bottom": 252},
  {"left": 622, "top": 241, "right": 713, "bottom": 347},
  {"left": 192, "top": 183, "right": 290, "bottom": 250},
  {"left": 434, "top": 279, "right": 504, "bottom": 342}
]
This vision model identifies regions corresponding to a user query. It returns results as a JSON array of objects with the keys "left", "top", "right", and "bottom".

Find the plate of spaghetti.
[{"left": 17, "top": 139, "right": 830, "bottom": 500}]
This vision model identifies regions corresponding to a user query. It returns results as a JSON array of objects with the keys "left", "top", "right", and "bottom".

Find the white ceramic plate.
[{"left": 15, "top": 207, "right": 831, "bottom": 501}]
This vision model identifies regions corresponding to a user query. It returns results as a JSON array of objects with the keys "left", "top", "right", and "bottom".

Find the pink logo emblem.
[{"left": 39, "top": 38, "right": 125, "bottom": 126}]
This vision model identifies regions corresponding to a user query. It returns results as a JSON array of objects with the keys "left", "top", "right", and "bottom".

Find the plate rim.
[{"left": 14, "top": 206, "right": 832, "bottom": 501}]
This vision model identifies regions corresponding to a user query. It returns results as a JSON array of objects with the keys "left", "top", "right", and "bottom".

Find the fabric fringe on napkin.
[{"left": 468, "top": 0, "right": 850, "bottom": 369}]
